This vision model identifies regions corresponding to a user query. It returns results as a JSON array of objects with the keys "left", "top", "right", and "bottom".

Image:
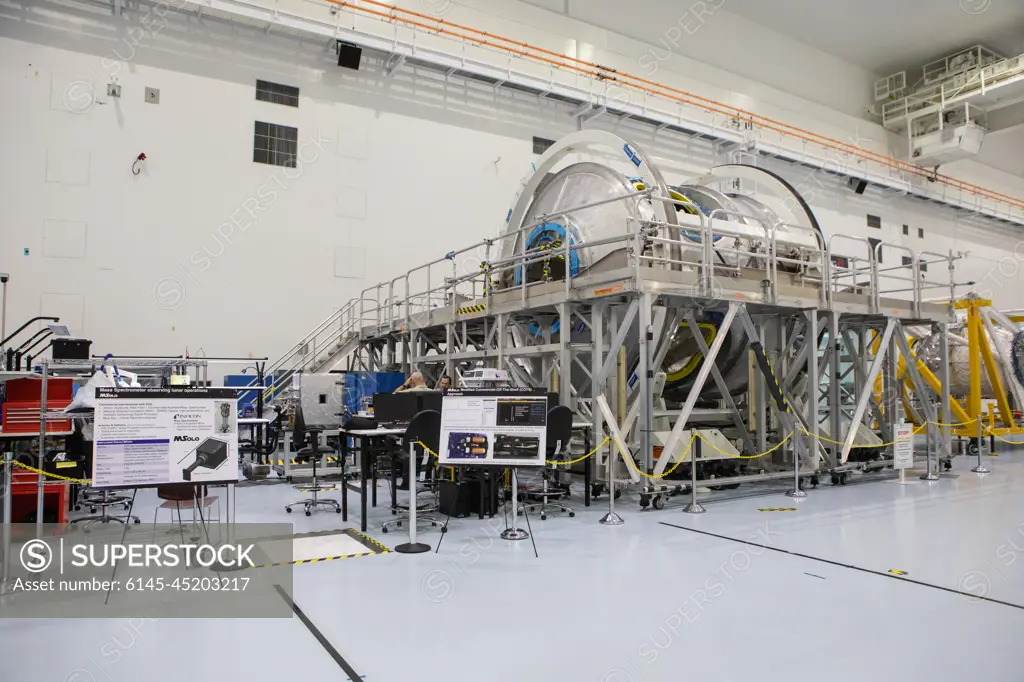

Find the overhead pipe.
[{"left": 328, "top": 0, "right": 1024, "bottom": 212}]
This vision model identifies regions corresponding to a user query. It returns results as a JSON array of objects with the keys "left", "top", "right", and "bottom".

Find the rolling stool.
[{"left": 285, "top": 407, "right": 341, "bottom": 517}]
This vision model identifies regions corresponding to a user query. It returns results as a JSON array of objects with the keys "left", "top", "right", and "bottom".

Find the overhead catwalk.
[{"left": 267, "top": 130, "right": 1017, "bottom": 509}]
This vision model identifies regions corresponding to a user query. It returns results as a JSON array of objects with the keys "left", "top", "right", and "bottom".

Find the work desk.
[{"left": 339, "top": 427, "right": 405, "bottom": 533}]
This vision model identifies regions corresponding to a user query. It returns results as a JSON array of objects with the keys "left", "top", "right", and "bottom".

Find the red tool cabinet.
[{"left": 0, "top": 377, "right": 74, "bottom": 434}]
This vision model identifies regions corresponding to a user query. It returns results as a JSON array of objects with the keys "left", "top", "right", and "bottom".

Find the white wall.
[
  {"left": 0, "top": 2, "right": 1021, "bottom": 370},
  {"left": 0, "top": 5, "right": 574, "bottom": 360}
]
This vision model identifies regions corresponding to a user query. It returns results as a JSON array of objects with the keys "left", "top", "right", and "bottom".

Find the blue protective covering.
[
  {"left": 342, "top": 371, "right": 405, "bottom": 414},
  {"left": 513, "top": 222, "right": 580, "bottom": 287}
]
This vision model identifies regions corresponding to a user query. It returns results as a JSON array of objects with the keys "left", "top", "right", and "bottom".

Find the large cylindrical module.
[
  {"left": 915, "top": 327, "right": 1024, "bottom": 401},
  {"left": 497, "top": 131, "right": 824, "bottom": 402}
]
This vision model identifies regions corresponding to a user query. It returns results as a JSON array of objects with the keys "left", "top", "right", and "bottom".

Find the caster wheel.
[
  {"left": 74, "top": 506, "right": 81, "bottom": 512},
  {"left": 90, "top": 507, "right": 97, "bottom": 514},
  {"left": 614, "top": 489, "right": 621, "bottom": 500},
  {"left": 397, "top": 521, "right": 403, "bottom": 528},
  {"left": 943, "top": 460, "right": 953, "bottom": 471},
  {"left": 830, "top": 474, "right": 839, "bottom": 485},
  {"left": 305, "top": 510, "right": 311, "bottom": 517},
  {"left": 569, "top": 512, "right": 575, "bottom": 518},
  {"left": 286, "top": 507, "right": 292, "bottom": 513},
  {"left": 967, "top": 442, "right": 979, "bottom": 457},
  {"left": 639, "top": 493, "right": 650, "bottom": 509},
  {"left": 839, "top": 473, "right": 848, "bottom": 486},
  {"left": 336, "top": 508, "right": 342, "bottom": 514},
  {"left": 540, "top": 515, "right": 547, "bottom": 521},
  {"left": 652, "top": 495, "right": 665, "bottom": 510},
  {"left": 382, "top": 527, "right": 388, "bottom": 534},
  {"left": 134, "top": 518, "right": 140, "bottom": 524},
  {"left": 286, "top": 477, "right": 293, "bottom": 483},
  {"left": 810, "top": 475, "right": 819, "bottom": 488},
  {"left": 432, "top": 522, "right": 438, "bottom": 527}
]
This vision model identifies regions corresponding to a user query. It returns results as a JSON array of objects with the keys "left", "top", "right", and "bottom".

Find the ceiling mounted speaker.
[{"left": 337, "top": 41, "right": 362, "bottom": 70}]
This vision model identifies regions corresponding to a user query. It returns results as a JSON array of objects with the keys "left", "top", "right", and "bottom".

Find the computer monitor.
[
  {"left": 373, "top": 392, "right": 419, "bottom": 425},
  {"left": 417, "top": 391, "right": 443, "bottom": 415}
]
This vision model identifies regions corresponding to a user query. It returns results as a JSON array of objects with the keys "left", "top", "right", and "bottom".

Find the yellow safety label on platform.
[
  {"left": 888, "top": 569, "right": 909, "bottom": 576},
  {"left": 457, "top": 304, "right": 487, "bottom": 315},
  {"left": 758, "top": 507, "right": 797, "bottom": 512}
]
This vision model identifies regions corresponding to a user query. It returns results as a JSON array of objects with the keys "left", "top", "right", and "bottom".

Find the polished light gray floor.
[{"left": 3, "top": 447, "right": 1024, "bottom": 681}]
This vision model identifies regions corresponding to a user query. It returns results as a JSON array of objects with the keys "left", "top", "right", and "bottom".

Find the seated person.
[{"left": 394, "top": 371, "right": 432, "bottom": 392}]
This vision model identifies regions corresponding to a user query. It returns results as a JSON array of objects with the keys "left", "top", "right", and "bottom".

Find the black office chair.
[
  {"left": 286, "top": 407, "right": 341, "bottom": 516},
  {"left": 525, "top": 405, "right": 575, "bottom": 520},
  {"left": 383, "top": 409, "right": 441, "bottom": 533}
]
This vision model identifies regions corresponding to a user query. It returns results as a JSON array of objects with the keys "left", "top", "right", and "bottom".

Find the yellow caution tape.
[
  {"left": 7, "top": 460, "right": 91, "bottom": 484},
  {"left": 546, "top": 437, "right": 610, "bottom": 465}
]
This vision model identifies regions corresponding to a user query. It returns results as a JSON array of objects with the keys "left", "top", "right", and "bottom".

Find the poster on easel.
[
  {"left": 438, "top": 388, "right": 547, "bottom": 467},
  {"left": 93, "top": 387, "right": 238, "bottom": 488}
]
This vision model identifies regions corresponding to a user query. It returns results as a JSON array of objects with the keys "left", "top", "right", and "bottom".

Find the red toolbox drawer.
[{"left": 1, "top": 378, "right": 74, "bottom": 434}]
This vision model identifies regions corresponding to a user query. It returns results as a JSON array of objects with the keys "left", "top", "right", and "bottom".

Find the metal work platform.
[{"left": 257, "top": 129, "right": 1005, "bottom": 514}]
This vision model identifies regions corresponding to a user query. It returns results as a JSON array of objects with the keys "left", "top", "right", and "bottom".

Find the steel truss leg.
[
  {"left": 682, "top": 310, "right": 757, "bottom": 457},
  {"left": 803, "top": 308, "right": 820, "bottom": 478},
  {"left": 841, "top": 328, "right": 893, "bottom": 444},
  {"left": 840, "top": 319, "right": 895, "bottom": 463},
  {"left": 736, "top": 309, "right": 804, "bottom": 471},
  {"left": 637, "top": 294, "right": 654, "bottom": 475},
  {"left": 558, "top": 302, "right": 572, "bottom": 409},
  {"left": 828, "top": 313, "right": 843, "bottom": 467},
  {"left": 938, "top": 322, "right": 953, "bottom": 462},
  {"left": 620, "top": 308, "right": 681, "bottom": 444},
  {"left": 656, "top": 302, "right": 740, "bottom": 478}
]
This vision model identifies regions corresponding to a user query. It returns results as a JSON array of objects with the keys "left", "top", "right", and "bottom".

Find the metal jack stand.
[
  {"left": 395, "top": 441, "right": 431, "bottom": 554},
  {"left": 971, "top": 417, "right": 989, "bottom": 474},
  {"left": 683, "top": 437, "right": 706, "bottom": 514}
]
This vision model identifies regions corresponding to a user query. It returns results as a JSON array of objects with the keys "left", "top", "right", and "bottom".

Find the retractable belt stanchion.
[
  {"left": 683, "top": 437, "right": 705, "bottom": 514},
  {"left": 395, "top": 440, "right": 430, "bottom": 554},
  {"left": 972, "top": 416, "right": 989, "bottom": 474},
  {"left": 1, "top": 448, "right": 11, "bottom": 593},
  {"left": 594, "top": 396, "right": 625, "bottom": 526},
  {"left": 500, "top": 467, "right": 529, "bottom": 540},
  {"left": 786, "top": 430, "right": 808, "bottom": 499}
]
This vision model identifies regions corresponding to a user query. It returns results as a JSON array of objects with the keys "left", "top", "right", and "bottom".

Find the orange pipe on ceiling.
[{"left": 328, "top": 0, "right": 1024, "bottom": 213}]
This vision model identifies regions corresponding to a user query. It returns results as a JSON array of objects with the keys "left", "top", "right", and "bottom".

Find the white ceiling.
[{"left": 724, "top": 0, "right": 1024, "bottom": 75}]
